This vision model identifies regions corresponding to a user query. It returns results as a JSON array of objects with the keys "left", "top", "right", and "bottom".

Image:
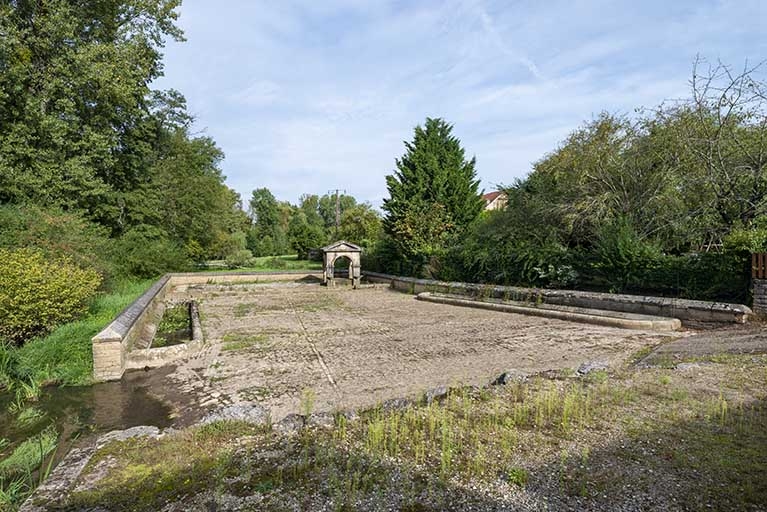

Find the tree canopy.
[{"left": 0, "top": 0, "right": 246, "bottom": 273}]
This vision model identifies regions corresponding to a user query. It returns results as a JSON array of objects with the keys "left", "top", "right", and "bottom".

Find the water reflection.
[{"left": 1, "top": 367, "right": 175, "bottom": 462}]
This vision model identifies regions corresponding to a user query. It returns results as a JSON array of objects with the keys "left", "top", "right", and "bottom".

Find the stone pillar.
[
  {"left": 92, "top": 327, "right": 125, "bottom": 381},
  {"left": 753, "top": 279, "right": 767, "bottom": 315},
  {"left": 351, "top": 263, "right": 361, "bottom": 289}
]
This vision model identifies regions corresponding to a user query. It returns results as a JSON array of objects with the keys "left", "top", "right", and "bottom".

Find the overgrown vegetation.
[
  {"left": 61, "top": 356, "right": 767, "bottom": 511},
  {"left": 0, "top": 279, "right": 153, "bottom": 394},
  {"left": 0, "top": 426, "right": 58, "bottom": 510},
  {"left": 0, "top": 249, "right": 102, "bottom": 345},
  {"left": 0, "top": 0, "right": 249, "bottom": 355},
  {"left": 152, "top": 303, "right": 191, "bottom": 348}
]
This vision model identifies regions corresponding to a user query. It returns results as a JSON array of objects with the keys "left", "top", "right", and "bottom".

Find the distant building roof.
[
  {"left": 482, "top": 191, "right": 504, "bottom": 202},
  {"left": 482, "top": 190, "right": 508, "bottom": 211}
]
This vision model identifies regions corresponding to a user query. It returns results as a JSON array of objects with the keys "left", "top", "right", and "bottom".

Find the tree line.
[
  {"left": 372, "top": 59, "right": 767, "bottom": 303},
  {"left": 242, "top": 189, "right": 381, "bottom": 264},
  {"left": 0, "top": 0, "right": 249, "bottom": 281}
]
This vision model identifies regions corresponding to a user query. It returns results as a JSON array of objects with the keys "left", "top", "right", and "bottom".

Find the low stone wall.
[
  {"left": 364, "top": 272, "right": 752, "bottom": 324},
  {"left": 416, "top": 292, "right": 682, "bottom": 331},
  {"left": 168, "top": 270, "right": 323, "bottom": 287},
  {"left": 92, "top": 271, "right": 323, "bottom": 382},
  {"left": 91, "top": 276, "right": 171, "bottom": 381}
]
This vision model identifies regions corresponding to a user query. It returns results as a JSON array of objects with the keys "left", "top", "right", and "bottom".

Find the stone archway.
[{"left": 322, "top": 241, "right": 362, "bottom": 289}]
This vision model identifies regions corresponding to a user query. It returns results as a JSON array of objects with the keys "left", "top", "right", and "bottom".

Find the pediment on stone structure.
[{"left": 321, "top": 240, "right": 362, "bottom": 253}]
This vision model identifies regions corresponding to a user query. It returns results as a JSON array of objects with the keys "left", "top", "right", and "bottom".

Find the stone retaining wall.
[
  {"left": 125, "top": 301, "right": 205, "bottom": 370},
  {"left": 92, "top": 271, "right": 323, "bottom": 382},
  {"left": 91, "top": 276, "right": 171, "bottom": 381},
  {"left": 364, "top": 272, "right": 752, "bottom": 324},
  {"left": 753, "top": 279, "right": 767, "bottom": 315}
]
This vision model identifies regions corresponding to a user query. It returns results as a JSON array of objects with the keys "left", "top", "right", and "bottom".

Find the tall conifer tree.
[{"left": 383, "top": 117, "right": 484, "bottom": 272}]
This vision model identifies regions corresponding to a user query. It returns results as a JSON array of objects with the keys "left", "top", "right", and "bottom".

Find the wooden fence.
[{"left": 753, "top": 253, "right": 767, "bottom": 279}]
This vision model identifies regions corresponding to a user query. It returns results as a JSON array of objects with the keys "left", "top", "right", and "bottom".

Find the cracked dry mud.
[{"left": 151, "top": 283, "right": 678, "bottom": 425}]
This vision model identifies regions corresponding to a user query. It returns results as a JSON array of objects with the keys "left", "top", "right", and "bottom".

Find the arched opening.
[{"left": 332, "top": 255, "right": 353, "bottom": 281}]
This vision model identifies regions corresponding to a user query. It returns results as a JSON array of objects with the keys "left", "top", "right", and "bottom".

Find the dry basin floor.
[{"left": 161, "top": 283, "right": 678, "bottom": 423}]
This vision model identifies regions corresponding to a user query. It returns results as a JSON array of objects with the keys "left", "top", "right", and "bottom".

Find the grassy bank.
[
  {"left": 0, "top": 278, "right": 153, "bottom": 509},
  {"left": 57, "top": 354, "right": 767, "bottom": 511},
  {"left": 1, "top": 278, "right": 154, "bottom": 392}
]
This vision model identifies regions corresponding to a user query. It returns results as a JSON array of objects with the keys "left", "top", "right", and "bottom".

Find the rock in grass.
[
  {"left": 200, "top": 403, "right": 269, "bottom": 426},
  {"left": 576, "top": 361, "right": 609, "bottom": 376},
  {"left": 425, "top": 385, "right": 449, "bottom": 404},
  {"left": 381, "top": 397, "right": 413, "bottom": 412},
  {"left": 306, "top": 412, "right": 335, "bottom": 429},
  {"left": 491, "top": 369, "right": 529, "bottom": 386},
  {"left": 675, "top": 362, "right": 706, "bottom": 371},
  {"left": 274, "top": 413, "right": 304, "bottom": 434},
  {"left": 341, "top": 410, "right": 359, "bottom": 423},
  {"left": 96, "top": 426, "right": 161, "bottom": 448}
]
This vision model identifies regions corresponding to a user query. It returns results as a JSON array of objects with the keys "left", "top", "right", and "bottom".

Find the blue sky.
[{"left": 154, "top": 0, "right": 767, "bottom": 207}]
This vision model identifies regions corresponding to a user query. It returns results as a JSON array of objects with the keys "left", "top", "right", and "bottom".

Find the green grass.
[
  {"left": 2, "top": 278, "right": 154, "bottom": 389},
  {"left": 199, "top": 254, "right": 322, "bottom": 273},
  {"left": 0, "top": 426, "right": 57, "bottom": 477},
  {"left": 0, "top": 425, "right": 59, "bottom": 510},
  {"left": 221, "top": 333, "right": 270, "bottom": 352}
]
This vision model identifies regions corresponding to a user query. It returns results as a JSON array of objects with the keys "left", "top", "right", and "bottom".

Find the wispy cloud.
[
  {"left": 230, "top": 80, "right": 282, "bottom": 108},
  {"left": 155, "top": 0, "right": 767, "bottom": 206}
]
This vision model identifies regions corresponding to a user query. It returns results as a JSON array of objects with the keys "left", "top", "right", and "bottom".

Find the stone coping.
[
  {"left": 416, "top": 292, "right": 682, "bottom": 331},
  {"left": 92, "top": 275, "right": 170, "bottom": 344},
  {"left": 364, "top": 272, "right": 752, "bottom": 324}
]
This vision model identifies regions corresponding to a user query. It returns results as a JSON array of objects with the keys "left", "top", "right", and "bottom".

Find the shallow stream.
[{"left": 0, "top": 367, "right": 177, "bottom": 469}]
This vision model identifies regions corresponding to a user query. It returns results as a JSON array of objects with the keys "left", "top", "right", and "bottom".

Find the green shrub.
[
  {"left": 225, "top": 249, "right": 254, "bottom": 269},
  {"left": 112, "top": 228, "right": 190, "bottom": 278},
  {"left": 0, "top": 249, "right": 102, "bottom": 345},
  {"left": 9, "top": 278, "right": 153, "bottom": 387},
  {"left": 288, "top": 216, "right": 326, "bottom": 261},
  {"left": 588, "top": 217, "right": 662, "bottom": 292},
  {"left": 264, "top": 256, "right": 288, "bottom": 269},
  {"left": 0, "top": 204, "right": 115, "bottom": 282}
]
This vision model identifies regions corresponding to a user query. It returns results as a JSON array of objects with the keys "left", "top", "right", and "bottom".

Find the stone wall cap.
[{"left": 363, "top": 271, "right": 753, "bottom": 316}]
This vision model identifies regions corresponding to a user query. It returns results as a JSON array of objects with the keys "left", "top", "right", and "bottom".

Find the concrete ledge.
[
  {"left": 416, "top": 292, "right": 682, "bottom": 331},
  {"left": 365, "top": 272, "right": 751, "bottom": 324}
]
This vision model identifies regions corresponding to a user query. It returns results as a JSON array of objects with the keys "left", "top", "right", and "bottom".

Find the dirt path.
[
  {"left": 639, "top": 321, "right": 767, "bottom": 365},
  {"left": 140, "top": 283, "right": 688, "bottom": 424}
]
